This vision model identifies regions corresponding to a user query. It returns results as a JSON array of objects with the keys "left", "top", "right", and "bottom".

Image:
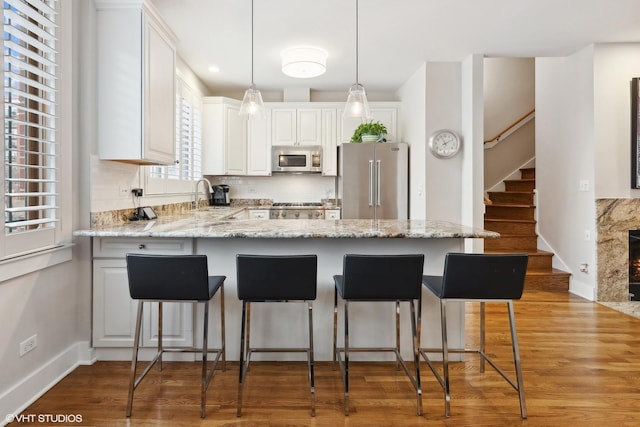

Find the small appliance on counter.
[{"left": 212, "top": 184, "right": 230, "bottom": 206}]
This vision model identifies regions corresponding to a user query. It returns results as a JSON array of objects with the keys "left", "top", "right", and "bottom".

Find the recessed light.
[
  {"left": 281, "top": 46, "right": 328, "bottom": 79},
  {"left": 208, "top": 65, "right": 220, "bottom": 73}
]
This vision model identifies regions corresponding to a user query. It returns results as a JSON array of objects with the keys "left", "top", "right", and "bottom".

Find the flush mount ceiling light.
[
  {"left": 239, "top": 0, "right": 265, "bottom": 119},
  {"left": 344, "top": 0, "right": 370, "bottom": 121},
  {"left": 281, "top": 46, "right": 328, "bottom": 79}
]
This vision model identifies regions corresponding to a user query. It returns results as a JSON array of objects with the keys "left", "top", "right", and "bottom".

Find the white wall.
[
  {"left": 593, "top": 44, "right": 640, "bottom": 198},
  {"left": 397, "top": 63, "right": 427, "bottom": 219},
  {"left": 483, "top": 58, "right": 535, "bottom": 190},
  {"left": 536, "top": 46, "right": 596, "bottom": 299},
  {"left": 425, "top": 62, "right": 463, "bottom": 222}
]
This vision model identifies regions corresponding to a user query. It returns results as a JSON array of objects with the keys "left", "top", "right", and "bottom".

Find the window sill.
[{"left": 0, "top": 244, "right": 73, "bottom": 282}]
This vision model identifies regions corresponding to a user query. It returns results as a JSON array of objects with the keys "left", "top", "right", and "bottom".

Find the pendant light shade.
[
  {"left": 343, "top": 0, "right": 370, "bottom": 121},
  {"left": 344, "top": 83, "right": 370, "bottom": 119},
  {"left": 239, "top": 0, "right": 264, "bottom": 119}
]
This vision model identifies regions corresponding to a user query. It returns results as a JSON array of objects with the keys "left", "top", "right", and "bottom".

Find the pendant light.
[
  {"left": 239, "top": 0, "right": 264, "bottom": 119},
  {"left": 343, "top": 0, "right": 370, "bottom": 121}
]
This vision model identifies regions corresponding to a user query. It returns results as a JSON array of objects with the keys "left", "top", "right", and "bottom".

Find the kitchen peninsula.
[{"left": 75, "top": 209, "right": 498, "bottom": 362}]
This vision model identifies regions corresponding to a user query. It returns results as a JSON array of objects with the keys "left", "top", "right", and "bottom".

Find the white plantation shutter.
[
  {"left": 3, "top": 0, "right": 59, "bottom": 256},
  {"left": 148, "top": 76, "right": 202, "bottom": 189}
]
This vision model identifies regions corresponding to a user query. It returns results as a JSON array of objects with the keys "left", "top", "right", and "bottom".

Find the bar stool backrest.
[
  {"left": 236, "top": 254, "right": 317, "bottom": 301},
  {"left": 126, "top": 254, "right": 211, "bottom": 301},
  {"left": 341, "top": 254, "right": 424, "bottom": 300},
  {"left": 440, "top": 253, "right": 528, "bottom": 300}
]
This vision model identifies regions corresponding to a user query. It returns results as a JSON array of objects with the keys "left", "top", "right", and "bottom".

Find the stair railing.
[{"left": 484, "top": 109, "right": 535, "bottom": 149}]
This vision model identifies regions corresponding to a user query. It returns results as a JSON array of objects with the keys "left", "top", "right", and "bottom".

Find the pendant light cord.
[
  {"left": 251, "top": 0, "right": 255, "bottom": 86},
  {"left": 355, "top": 0, "right": 359, "bottom": 86}
]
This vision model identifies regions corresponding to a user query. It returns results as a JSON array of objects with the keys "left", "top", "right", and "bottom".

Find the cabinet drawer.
[
  {"left": 325, "top": 209, "right": 341, "bottom": 220},
  {"left": 248, "top": 209, "right": 269, "bottom": 219},
  {"left": 93, "top": 237, "right": 193, "bottom": 258}
]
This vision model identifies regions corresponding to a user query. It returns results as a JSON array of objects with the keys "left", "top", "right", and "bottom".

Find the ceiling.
[{"left": 151, "top": 0, "right": 640, "bottom": 95}]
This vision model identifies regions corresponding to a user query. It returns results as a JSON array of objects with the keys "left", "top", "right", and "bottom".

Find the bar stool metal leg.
[
  {"left": 343, "top": 300, "right": 350, "bottom": 416},
  {"left": 508, "top": 301, "right": 527, "bottom": 419},
  {"left": 237, "top": 301, "right": 249, "bottom": 417},
  {"left": 307, "top": 301, "right": 316, "bottom": 416},
  {"left": 126, "top": 301, "right": 144, "bottom": 417},
  {"left": 157, "top": 302, "right": 163, "bottom": 371},
  {"left": 409, "top": 300, "right": 422, "bottom": 416}
]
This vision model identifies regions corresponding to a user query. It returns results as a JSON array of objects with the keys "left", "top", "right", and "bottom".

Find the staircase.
[{"left": 484, "top": 168, "right": 570, "bottom": 291}]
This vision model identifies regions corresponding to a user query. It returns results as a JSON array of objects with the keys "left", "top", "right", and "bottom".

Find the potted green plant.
[{"left": 351, "top": 120, "right": 388, "bottom": 143}]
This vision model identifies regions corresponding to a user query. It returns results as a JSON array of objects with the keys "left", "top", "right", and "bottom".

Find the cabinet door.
[
  {"left": 93, "top": 259, "right": 138, "bottom": 347},
  {"left": 321, "top": 109, "right": 337, "bottom": 176},
  {"left": 93, "top": 259, "right": 194, "bottom": 348},
  {"left": 272, "top": 109, "right": 296, "bottom": 145},
  {"left": 338, "top": 107, "right": 399, "bottom": 144},
  {"left": 297, "top": 109, "right": 322, "bottom": 145},
  {"left": 143, "top": 14, "right": 176, "bottom": 164},
  {"left": 247, "top": 109, "right": 271, "bottom": 176},
  {"left": 224, "top": 103, "right": 247, "bottom": 175},
  {"left": 143, "top": 302, "right": 194, "bottom": 348}
]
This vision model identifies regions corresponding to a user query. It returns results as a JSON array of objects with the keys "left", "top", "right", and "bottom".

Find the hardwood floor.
[{"left": 13, "top": 290, "right": 640, "bottom": 426}]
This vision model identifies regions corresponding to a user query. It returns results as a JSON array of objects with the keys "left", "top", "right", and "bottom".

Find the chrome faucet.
[{"left": 193, "top": 178, "right": 213, "bottom": 210}]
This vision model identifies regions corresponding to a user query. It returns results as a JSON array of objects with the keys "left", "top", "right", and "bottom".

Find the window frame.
[
  {"left": 0, "top": 0, "right": 72, "bottom": 274},
  {"left": 144, "top": 71, "right": 203, "bottom": 195}
]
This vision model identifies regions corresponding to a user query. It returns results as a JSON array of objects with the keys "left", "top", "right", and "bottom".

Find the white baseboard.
[
  {"left": 569, "top": 278, "right": 596, "bottom": 301},
  {"left": 0, "top": 341, "right": 94, "bottom": 427}
]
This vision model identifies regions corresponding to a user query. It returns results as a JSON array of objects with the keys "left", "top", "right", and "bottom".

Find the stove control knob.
[
  {"left": 314, "top": 211, "right": 320, "bottom": 218},
  {"left": 294, "top": 211, "right": 300, "bottom": 218},
  {"left": 282, "top": 211, "right": 287, "bottom": 218}
]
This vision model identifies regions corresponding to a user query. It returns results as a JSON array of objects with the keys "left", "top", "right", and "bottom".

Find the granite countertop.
[{"left": 74, "top": 207, "right": 499, "bottom": 239}]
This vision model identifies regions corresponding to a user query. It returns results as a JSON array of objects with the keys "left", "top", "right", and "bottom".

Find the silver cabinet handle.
[
  {"left": 368, "top": 160, "right": 374, "bottom": 206},
  {"left": 138, "top": 244, "right": 146, "bottom": 250},
  {"left": 376, "top": 160, "right": 381, "bottom": 206}
]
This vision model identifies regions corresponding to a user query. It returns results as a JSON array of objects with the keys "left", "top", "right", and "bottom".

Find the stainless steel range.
[{"left": 269, "top": 202, "right": 325, "bottom": 219}]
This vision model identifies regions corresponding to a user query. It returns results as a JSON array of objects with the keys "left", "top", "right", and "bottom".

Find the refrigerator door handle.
[
  {"left": 376, "top": 160, "right": 382, "bottom": 206},
  {"left": 368, "top": 160, "right": 374, "bottom": 206}
]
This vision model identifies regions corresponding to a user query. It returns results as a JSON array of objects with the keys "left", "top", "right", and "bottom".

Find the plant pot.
[{"left": 361, "top": 134, "right": 381, "bottom": 142}]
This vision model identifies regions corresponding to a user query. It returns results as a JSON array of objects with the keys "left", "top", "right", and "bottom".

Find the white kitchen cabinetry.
[
  {"left": 338, "top": 104, "right": 400, "bottom": 144},
  {"left": 247, "top": 110, "right": 272, "bottom": 176},
  {"left": 248, "top": 209, "right": 270, "bottom": 219},
  {"left": 202, "top": 98, "right": 247, "bottom": 175},
  {"left": 96, "top": 0, "right": 177, "bottom": 165},
  {"left": 202, "top": 97, "right": 270, "bottom": 176},
  {"left": 271, "top": 107, "right": 322, "bottom": 146},
  {"left": 325, "top": 209, "right": 341, "bottom": 220},
  {"left": 92, "top": 237, "right": 194, "bottom": 348},
  {"left": 321, "top": 109, "right": 337, "bottom": 176}
]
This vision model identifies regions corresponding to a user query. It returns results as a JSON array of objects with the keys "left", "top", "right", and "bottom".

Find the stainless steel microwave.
[{"left": 271, "top": 145, "right": 322, "bottom": 173}]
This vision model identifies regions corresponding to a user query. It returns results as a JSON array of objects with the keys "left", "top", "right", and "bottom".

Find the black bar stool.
[
  {"left": 333, "top": 254, "right": 425, "bottom": 416},
  {"left": 125, "top": 254, "right": 226, "bottom": 418},
  {"left": 236, "top": 254, "right": 317, "bottom": 417},
  {"left": 420, "top": 252, "right": 528, "bottom": 418}
]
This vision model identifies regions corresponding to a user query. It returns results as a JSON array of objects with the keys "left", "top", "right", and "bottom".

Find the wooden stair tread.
[
  {"left": 487, "top": 203, "right": 535, "bottom": 208},
  {"left": 505, "top": 178, "right": 535, "bottom": 183},
  {"left": 484, "top": 249, "right": 554, "bottom": 256},
  {"left": 527, "top": 268, "right": 571, "bottom": 276},
  {"left": 485, "top": 218, "right": 536, "bottom": 224}
]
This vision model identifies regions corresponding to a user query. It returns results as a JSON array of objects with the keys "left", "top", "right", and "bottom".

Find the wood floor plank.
[{"left": 11, "top": 290, "right": 640, "bottom": 426}]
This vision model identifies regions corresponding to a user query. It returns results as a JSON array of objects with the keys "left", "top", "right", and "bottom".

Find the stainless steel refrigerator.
[{"left": 338, "top": 142, "right": 408, "bottom": 219}]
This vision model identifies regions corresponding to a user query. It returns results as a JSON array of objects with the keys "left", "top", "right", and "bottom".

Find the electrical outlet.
[
  {"left": 119, "top": 186, "right": 130, "bottom": 195},
  {"left": 579, "top": 180, "right": 590, "bottom": 192},
  {"left": 20, "top": 334, "right": 37, "bottom": 357},
  {"left": 584, "top": 230, "right": 591, "bottom": 241},
  {"left": 579, "top": 263, "right": 589, "bottom": 273},
  {"left": 131, "top": 188, "right": 143, "bottom": 197}
]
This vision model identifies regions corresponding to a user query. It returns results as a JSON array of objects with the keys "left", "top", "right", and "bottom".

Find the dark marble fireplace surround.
[{"left": 597, "top": 198, "right": 640, "bottom": 301}]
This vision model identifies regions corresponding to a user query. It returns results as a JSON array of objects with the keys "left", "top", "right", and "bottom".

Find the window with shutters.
[
  {"left": 2, "top": 0, "right": 60, "bottom": 258},
  {"left": 146, "top": 74, "right": 202, "bottom": 194}
]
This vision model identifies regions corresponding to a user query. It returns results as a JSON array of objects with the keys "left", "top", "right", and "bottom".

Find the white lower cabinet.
[
  {"left": 248, "top": 209, "right": 270, "bottom": 219},
  {"left": 92, "top": 238, "right": 194, "bottom": 348},
  {"left": 325, "top": 209, "right": 341, "bottom": 220}
]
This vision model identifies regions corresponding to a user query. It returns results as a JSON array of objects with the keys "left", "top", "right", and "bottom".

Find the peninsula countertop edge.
[{"left": 74, "top": 210, "right": 500, "bottom": 239}]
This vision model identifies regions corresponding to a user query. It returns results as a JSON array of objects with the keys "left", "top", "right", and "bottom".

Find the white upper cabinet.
[
  {"left": 202, "top": 97, "right": 270, "bottom": 176},
  {"left": 96, "top": 0, "right": 177, "bottom": 165},
  {"left": 321, "top": 109, "right": 337, "bottom": 176},
  {"left": 202, "top": 98, "right": 246, "bottom": 175},
  {"left": 271, "top": 106, "right": 322, "bottom": 146},
  {"left": 338, "top": 104, "right": 400, "bottom": 144}
]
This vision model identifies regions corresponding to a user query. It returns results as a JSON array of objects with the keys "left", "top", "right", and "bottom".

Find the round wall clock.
[{"left": 429, "top": 129, "right": 461, "bottom": 158}]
